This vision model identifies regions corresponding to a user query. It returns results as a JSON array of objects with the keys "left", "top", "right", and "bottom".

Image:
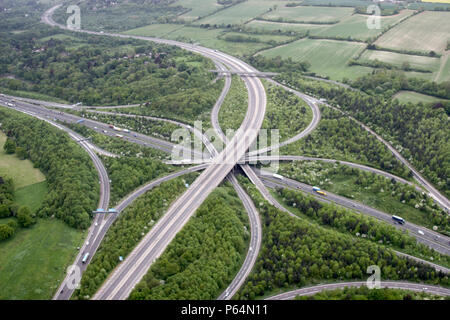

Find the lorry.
[
  {"left": 82, "top": 253, "right": 90, "bottom": 264},
  {"left": 273, "top": 173, "right": 284, "bottom": 180},
  {"left": 392, "top": 215, "right": 405, "bottom": 225}
]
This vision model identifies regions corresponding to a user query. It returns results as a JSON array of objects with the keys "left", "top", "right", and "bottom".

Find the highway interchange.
[{"left": 0, "top": 3, "right": 448, "bottom": 300}]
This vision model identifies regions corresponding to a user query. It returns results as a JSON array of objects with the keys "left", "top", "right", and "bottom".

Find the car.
[
  {"left": 418, "top": 230, "right": 425, "bottom": 235},
  {"left": 95, "top": 222, "right": 98, "bottom": 226}
]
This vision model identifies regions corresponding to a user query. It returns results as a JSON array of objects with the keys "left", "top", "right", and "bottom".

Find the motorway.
[
  {"left": 243, "top": 155, "right": 420, "bottom": 190},
  {"left": 255, "top": 168, "right": 450, "bottom": 256},
  {"left": 300, "top": 93, "right": 450, "bottom": 212},
  {"left": 265, "top": 281, "right": 450, "bottom": 300},
  {"left": 0, "top": 97, "right": 111, "bottom": 300},
  {"left": 247, "top": 80, "right": 321, "bottom": 157},
  {"left": 0, "top": 3, "right": 438, "bottom": 301},
  {"left": 42, "top": 5, "right": 271, "bottom": 300}
]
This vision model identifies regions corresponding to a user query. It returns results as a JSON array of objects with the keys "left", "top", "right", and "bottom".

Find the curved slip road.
[
  {"left": 256, "top": 168, "right": 450, "bottom": 256},
  {"left": 42, "top": 5, "right": 269, "bottom": 300},
  {"left": 266, "top": 281, "right": 450, "bottom": 300},
  {"left": 243, "top": 155, "right": 419, "bottom": 190},
  {"left": 2, "top": 96, "right": 202, "bottom": 157},
  {"left": 277, "top": 84, "right": 450, "bottom": 212},
  {"left": 0, "top": 99, "right": 111, "bottom": 300},
  {"left": 83, "top": 110, "right": 213, "bottom": 157},
  {"left": 246, "top": 79, "right": 321, "bottom": 157}
]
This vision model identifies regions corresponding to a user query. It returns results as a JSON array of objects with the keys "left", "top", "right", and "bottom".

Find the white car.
[{"left": 418, "top": 230, "right": 425, "bottom": 236}]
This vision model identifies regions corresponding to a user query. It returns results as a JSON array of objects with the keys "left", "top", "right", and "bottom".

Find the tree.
[
  {"left": 17, "top": 206, "right": 35, "bottom": 227},
  {"left": 3, "top": 138, "right": 16, "bottom": 154},
  {"left": 0, "top": 224, "right": 14, "bottom": 241},
  {"left": 0, "top": 204, "right": 11, "bottom": 218},
  {"left": 15, "top": 146, "right": 27, "bottom": 160}
]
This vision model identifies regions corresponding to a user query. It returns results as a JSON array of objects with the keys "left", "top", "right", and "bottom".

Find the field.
[
  {"left": 260, "top": 5, "right": 354, "bottom": 23},
  {"left": 0, "top": 219, "right": 84, "bottom": 299},
  {"left": 176, "top": 0, "right": 223, "bottom": 21},
  {"left": 0, "top": 130, "right": 85, "bottom": 300},
  {"left": 311, "top": 10, "right": 415, "bottom": 41},
  {"left": 15, "top": 181, "right": 48, "bottom": 213},
  {"left": 359, "top": 49, "right": 441, "bottom": 73},
  {"left": 375, "top": 11, "right": 450, "bottom": 54},
  {"left": 260, "top": 38, "right": 371, "bottom": 80},
  {"left": 0, "top": 131, "right": 46, "bottom": 189},
  {"left": 193, "top": 0, "right": 281, "bottom": 26},
  {"left": 246, "top": 19, "right": 327, "bottom": 34},
  {"left": 435, "top": 52, "right": 450, "bottom": 83},
  {"left": 392, "top": 91, "right": 450, "bottom": 105},
  {"left": 124, "top": 25, "right": 270, "bottom": 56}
]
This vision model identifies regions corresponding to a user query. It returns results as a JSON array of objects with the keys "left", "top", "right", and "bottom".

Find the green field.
[
  {"left": 261, "top": 5, "right": 353, "bottom": 23},
  {"left": 260, "top": 38, "right": 371, "bottom": 80},
  {"left": 435, "top": 52, "right": 450, "bottom": 83},
  {"left": 246, "top": 19, "right": 327, "bottom": 34},
  {"left": 0, "top": 219, "right": 84, "bottom": 299},
  {"left": 0, "top": 131, "right": 84, "bottom": 300},
  {"left": 176, "top": 0, "right": 224, "bottom": 21},
  {"left": 124, "top": 25, "right": 270, "bottom": 56},
  {"left": 0, "top": 132, "right": 46, "bottom": 189},
  {"left": 311, "top": 10, "right": 415, "bottom": 41},
  {"left": 392, "top": 91, "right": 450, "bottom": 104},
  {"left": 15, "top": 181, "right": 48, "bottom": 213},
  {"left": 375, "top": 11, "right": 450, "bottom": 54},
  {"left": 194, "top": 0, "right": 281, "bottom": 26},
  {"left": 122, "top": 23, "right": 184, "bottom": 37},
  {"left": 359, "top": 49, "right": 441, "bottom": 73}
]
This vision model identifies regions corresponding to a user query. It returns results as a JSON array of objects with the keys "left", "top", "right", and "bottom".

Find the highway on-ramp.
[
  {"left": 256, "top": 168, "right": 450, "bottom": 256},
  {"left": 265, "top": 281, "right": 450, "bottom": 300},
  {"left": 43, "top": 5, "right": 269, "bottom": 300}
]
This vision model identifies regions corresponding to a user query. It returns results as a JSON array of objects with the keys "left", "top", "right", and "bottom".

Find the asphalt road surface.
[{"left": 266, "top": 281, "right": 450, "bottom": 300}]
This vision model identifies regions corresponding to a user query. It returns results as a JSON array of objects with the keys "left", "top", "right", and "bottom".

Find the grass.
[
  {"left": 0, "top": 219, "right": 85, "bottom": 300},
  {"left": 15, "top": 181, "right": 48, "bottom": 213},
  {"left": 122, "top": 23, "right": 184, "bottom": 38},
  {"left": 435, "top": 52, "right": 450, "bottom": 83},
  {"left": 0, "top": 88, "right": 68, "bottom": 104},
  {"left": 259, "top": 38, "right": 371, "bottom": 81},
  {"left": 0, "top": 131, "right": 83, "bottom": 300},
  {"left": 123, "top": 25, "right": 269, "bottom": 56},
  {"left": 310, "top": 10, "right": 415, "bottom": 41},
  {"left": 261, "top": 5, "right": 353, "bottom": 23},
  {"left": 0, "top": 132, "right": 46, "bottom": 189},
  {"left": 176, "top": 0, "right": 224, "bottom": 21},
  {"left": 392, "top": 91, "right": 450, "bottom": 105},
  {"left": 246, "top": 19, "right": 327, "bottom": 34},
  {"left": 375, "top": 11, "right": 450, "bottom": 54},
  {"left": 359, "top": 49, "right": 441, "bottom": 73},
  {"left": 193, "top": 0, "right": 281, "bottom": 26}
]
